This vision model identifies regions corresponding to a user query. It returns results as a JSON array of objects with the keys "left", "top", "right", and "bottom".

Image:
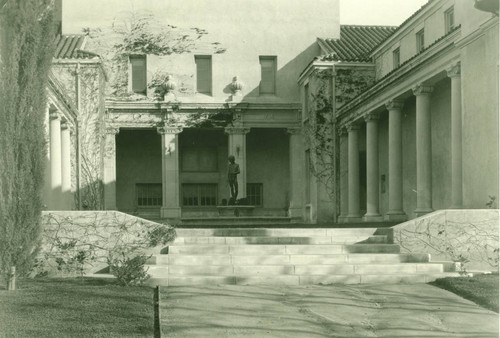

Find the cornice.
[{"left": 337, "top": 28, "right": 460, "bottom": 121}]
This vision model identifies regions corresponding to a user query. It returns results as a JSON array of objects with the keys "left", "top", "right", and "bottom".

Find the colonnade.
[
  {"left": 103, "top": 125, "right": 305, "bottom": 220},
  {"left": 339, "top": 62, "right": 462, "bottom": 222}
]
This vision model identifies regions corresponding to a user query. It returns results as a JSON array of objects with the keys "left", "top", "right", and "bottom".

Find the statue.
[{"left": 227, "top": 155, "right": 240, "bottom": 204}]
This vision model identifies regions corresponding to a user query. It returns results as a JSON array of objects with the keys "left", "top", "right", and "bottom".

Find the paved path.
[{"left": 160, "top": 284, "right": 498, "bottom": 337}]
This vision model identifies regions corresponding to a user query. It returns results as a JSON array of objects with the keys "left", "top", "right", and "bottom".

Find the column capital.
[
  {"left": 385, "top": 99, "right": 404, "bottom": 110},
  {"left": 338, "top": 127, "right": 348, "bottom": 136},
  {"left": 286, "top": 127, "right": 302, "bottom": 135},
  {"left": 49, "top": 111, "right": 60, "bottom": 120},
  {"left": 364, "top": 112, "right": 380, "bottom": 122},
  {"left": 446, "top": 61, "right": 461, "bottom": 78},
  {"left": 346, "top": 123, "right": 361, "bottom": 132},
  {"left": 225, "top": 126, "right": 250, "bottom": 135},
  {"left": 412, "top": 84, "right": 434, "bottom": 96},
  {"left": 60, "top": 121, "right": 69, "bottom": 130},
  {"left": 106, "top": 126, "right": 120, "bottom": 135},
  {"left": 157, "top": 126, "right": 183, "bottom": 135}
]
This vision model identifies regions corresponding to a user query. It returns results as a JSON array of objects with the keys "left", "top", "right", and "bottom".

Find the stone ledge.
[{"left": 217, "top": 205, "right": 255, "bottom": 217}]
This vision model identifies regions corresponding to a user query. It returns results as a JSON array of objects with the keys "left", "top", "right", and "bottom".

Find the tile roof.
[
  {"left": 54, "top": 35, "right": 99, "bottom": 59},
  {"left": 317, "top": 25, "right": 397, "bottom": 62}
]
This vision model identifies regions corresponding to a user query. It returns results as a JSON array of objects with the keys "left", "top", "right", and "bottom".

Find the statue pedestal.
[{"left": 217, "top": 205, "right": 255, "bottom": 217}]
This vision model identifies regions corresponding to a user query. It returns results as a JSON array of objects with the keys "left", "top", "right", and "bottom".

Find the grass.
[
  {"left": 0, "top": 277, "right": 154, "bottom": 338},
  {"left": 430, "top": 272, "right": 499, "bottom": 313}
]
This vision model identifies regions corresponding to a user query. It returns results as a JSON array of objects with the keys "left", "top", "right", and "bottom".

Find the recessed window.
[
  {"left": 393, "top": 47, "right": 400, "bottom": 69},
  {"left": 259, "top": 56, "right": 277, "bottom": 95},
  {"left": 136, "top": 183, "right": 162, "bottom": 207},
  {"left": 182, "top": 184, "right": 217, "bottom": 207},
  {"left": 246, "top": 183, "right": 263, "bottom": 207},
  {"left": 195, "top": 55, "right": 212, "bottom": 95},
  {"left": 445, "top": 7, "right": 454, "bottom": 33},
  {"left": 416, "top": 29, "right": 425, "bottom": 53},
  {"left": 129, "top": 55, "right": 147, "bottom": 95}
]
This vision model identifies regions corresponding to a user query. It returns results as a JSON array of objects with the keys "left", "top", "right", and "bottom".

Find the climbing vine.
[
  {"left": 84, "top": 11, "right": 226, "bottom": 98},
  {"left": 303, "top": 66, "right": 375, "bottom": 205}
]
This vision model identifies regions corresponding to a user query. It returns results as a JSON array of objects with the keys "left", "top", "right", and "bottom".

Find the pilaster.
[
  {"left": 337, "top": 127, "right": 349, "bottom": 223},
  {"left": 287, "top": 127, "right": 305, "bottom": 219},
  {"left": 158, "top": 126, "right": 183, "bottom": 219},
  {"left": 103, "top": 126, "right": 120, "bottom": 210},
  {"left": 60, "top": 121, "right": 72, "bottom": 210},
  {"left": 49, "top": 111, "right": 62, "bottom": 210},
  {"left": 412, "top": 84, "right": 434, "bottom": 217},
  {"left": 363, "top": 113, "right": 383, "bottom": 222},
  {"left": 447, "top": 62, "right": 463, "bottom": 208},
  {"left": 225, "top": 127, "right": 250, "bottom": 199},
  {"left": 346, "top": 123, "right": 362, "bottom": 222},
  {"left": 385, "top": 99, "right": 407, "bottom": 221}
]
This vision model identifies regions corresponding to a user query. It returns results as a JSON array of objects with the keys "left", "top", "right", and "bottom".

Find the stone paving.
[{"left": 160, "top": 283, "right": 499, "bottom": 337}]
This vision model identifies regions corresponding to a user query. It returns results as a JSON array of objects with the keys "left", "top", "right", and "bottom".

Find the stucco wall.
[
  {"left": 247, "top": 128, "right": 290, "bottom": 214},
  {"left": 375, "top": 0, "right": 456, "bottom": 79},
  {"left": 116, "top": 129, "right": 162, "bottom": 212},
  {"left": 461, "top": 23, "right": 499, "bottom": 208}
]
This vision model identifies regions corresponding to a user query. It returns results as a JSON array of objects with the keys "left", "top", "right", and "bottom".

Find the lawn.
[
  {"left": 0, "top": 277, "right": 154, "bottom": 338},
  {"left": 430, "top": 272, "right": 499, "bottom": 313}
]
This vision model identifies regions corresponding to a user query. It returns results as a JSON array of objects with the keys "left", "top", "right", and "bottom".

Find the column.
[
  {"left": 413, "top": 84, "right": 434, "bottom": 217},
  {"left": 60, "top": 121, "right": 72, "bottom": 210},
  {"left": 364, "top": 113, "right": 382, "bottom": 221},
  {"left": 49, "top": 111, "right": 62, "bottom": 209},
  {"left": 225, "top": 127, "right": 250, "bottom": 199},
  {"left": 447, "top": 62, "right": 463, "bottom": 208},
  {"left": 385, "top": 99, "right": 407, "bottom": 221},
  {"left": 157, "top": 126, "right": 183, "bottom": 219},
  {"left": 338, "top": 128, "right": 349, "bottom": 222},
  {"left": 103, "top": 126, "right": 120, "bottom": 210},
  {"left": 287, "top": 127, "right": 305, "bottom": 219},
  {"left": 346, "top": 123, "right": 361, "bottom": 221}
]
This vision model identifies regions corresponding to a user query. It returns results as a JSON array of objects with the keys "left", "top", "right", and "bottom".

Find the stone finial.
[{"left": 230, "top": 76, "right": 244, "bottom": 96}]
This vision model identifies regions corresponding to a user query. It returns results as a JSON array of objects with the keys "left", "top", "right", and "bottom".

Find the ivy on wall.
[
  {"left": 303, "top": 66, "right": 375, "bottom": 209},
  {"left": 84, "top": 11, "right": 226, "bottom": 98}
]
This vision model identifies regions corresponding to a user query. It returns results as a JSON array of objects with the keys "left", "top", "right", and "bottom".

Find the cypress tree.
[{"left": 0, "top": 0, "right": 55, "bottom": 289}]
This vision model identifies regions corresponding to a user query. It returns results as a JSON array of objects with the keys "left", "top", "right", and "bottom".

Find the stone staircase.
[{"left": 146, "top": 227, "right": 459, "bottom": 286}]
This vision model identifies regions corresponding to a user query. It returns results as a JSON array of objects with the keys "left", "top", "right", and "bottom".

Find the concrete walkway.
[{"left": 160, "top": 284, "right": 499, "bottom": 337}]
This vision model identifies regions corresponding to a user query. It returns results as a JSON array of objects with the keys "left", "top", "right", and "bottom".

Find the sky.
[{"left": 63, "top": 0, "right": 429, "bottom": 34}]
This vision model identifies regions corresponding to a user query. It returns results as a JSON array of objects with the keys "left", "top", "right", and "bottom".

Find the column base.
[
  {"left": 384, "top": 212, "right": 407, "bottom": 222},
  {"left": 337, "top": 215, "right": 347, "bottom": 223},
  {"left": 414, "top": 208, "right": 433, "bottom": 218},
  {"left": 363, "top": 214, "right": 384, "bottom": 222},
  {"left": 288, "top": 207, "right": 304, "bottom": 219},
  {"left": 161, "top": 207, "right": 181, "bottom": 219},
  {"left": 344, "top": 215, "right": 363, "bottom": 223}
]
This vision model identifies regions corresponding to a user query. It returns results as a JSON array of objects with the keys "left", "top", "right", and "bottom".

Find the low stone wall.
[
  {"left": 35, "top": 211, "right": 175, "bottom": 276},
  {"left": 393, "top": 210, "right": 499, "bottom": 271}
]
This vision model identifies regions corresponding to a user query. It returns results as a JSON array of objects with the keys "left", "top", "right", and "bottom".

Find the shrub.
[{"left": 107, "top": 252, "right": 150, "bottom": 286}]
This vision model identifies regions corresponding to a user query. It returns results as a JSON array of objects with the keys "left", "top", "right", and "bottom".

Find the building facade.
[{"left": 42, "top": 0, "right": 498, "bottom": 225}]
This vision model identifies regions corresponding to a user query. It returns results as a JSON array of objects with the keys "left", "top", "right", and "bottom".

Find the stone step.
[
  {"left": 167, "top": 244, "right": 400, "bottom": 255},
  {"left": 174, "top": 228, "right": 387, "bottom": 237},
  {"left": 150, "top": 253, "right": 429, "bottom": 266},
  {"left": 148, "top": 263, "right": 444, "bottom": 277},
  {"left": 147, "top": 272, "right": 460, "bottom": 286},
  {"left": 171, "top": 235, "right": 388, "bottom": 245}
]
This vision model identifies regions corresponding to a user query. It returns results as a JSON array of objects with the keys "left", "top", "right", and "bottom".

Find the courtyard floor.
[{"left": 160, "top": 283, "right": 499, "bottom": 337}]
